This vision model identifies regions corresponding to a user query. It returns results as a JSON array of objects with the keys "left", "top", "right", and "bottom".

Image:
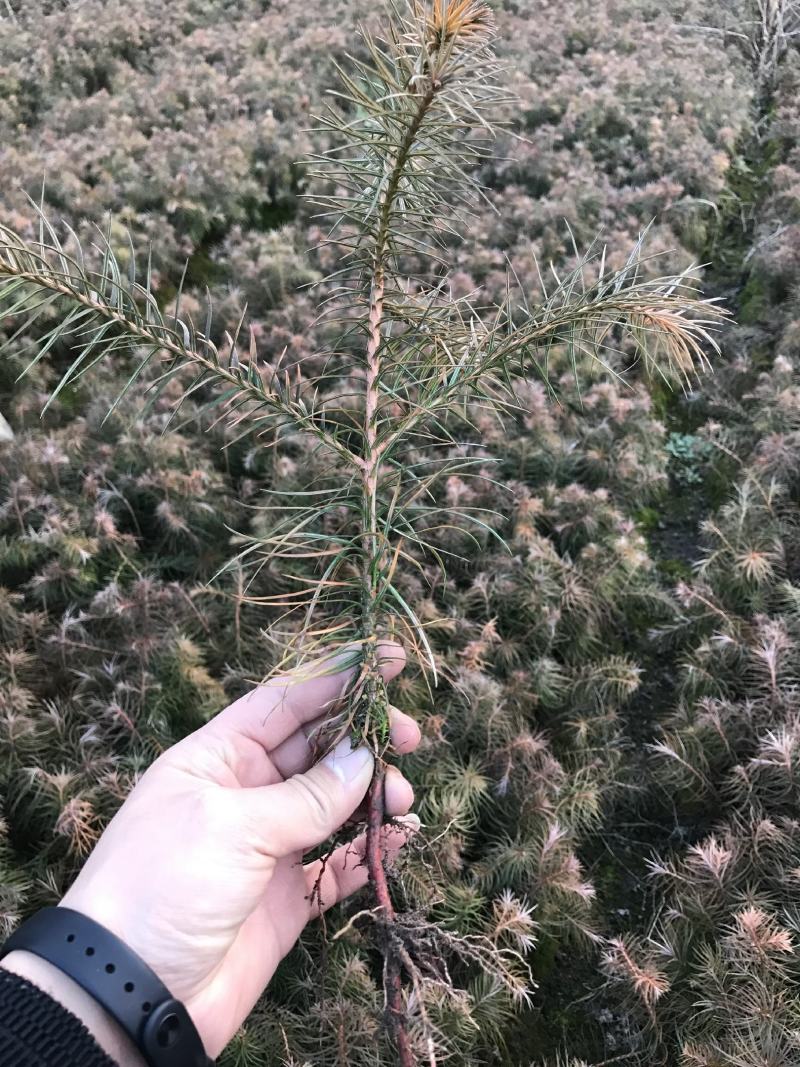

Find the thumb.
[{"left": 240, "top": 739, "right": 375, "bottom": 857}]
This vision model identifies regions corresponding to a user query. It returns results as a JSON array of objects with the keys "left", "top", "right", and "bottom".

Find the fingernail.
[
  {"left": 397, "top": 813, "right": 421, "bottom": 832},
  {"left": 322, "top": 738, "right": 373, "bottom": 784}
]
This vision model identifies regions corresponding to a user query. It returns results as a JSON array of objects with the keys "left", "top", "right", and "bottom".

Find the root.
[{"left": 366, "top": 763, "right": 416, "bottom": 1067}]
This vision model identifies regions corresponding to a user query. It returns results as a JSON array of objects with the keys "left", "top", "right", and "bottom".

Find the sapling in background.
[{"left": 0, "top": 1, "right": 730, "bottom": 1063}]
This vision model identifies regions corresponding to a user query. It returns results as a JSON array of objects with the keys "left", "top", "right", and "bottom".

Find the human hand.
[{"left": 8, "top": 642, "right": 419, "bottom": 1061}]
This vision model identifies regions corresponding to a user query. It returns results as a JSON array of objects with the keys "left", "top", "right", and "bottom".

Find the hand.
[{"left": 4, "top": 642, "right": 419, "bottom": 1062}]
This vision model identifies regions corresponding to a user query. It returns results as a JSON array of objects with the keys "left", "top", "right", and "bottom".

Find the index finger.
[{"left": 209, "top": 641, "right": 406, "bottom": 753}]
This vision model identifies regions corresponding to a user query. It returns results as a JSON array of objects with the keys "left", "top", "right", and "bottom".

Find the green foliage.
[
  {"left": 0, "top": 0, "right": 798, "bottom": 1065},
  {"left": 665, "top": 432, "right": 713, "bottom": 487}
]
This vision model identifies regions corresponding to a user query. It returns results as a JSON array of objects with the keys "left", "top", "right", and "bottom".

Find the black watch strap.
[{"left": 0, "top": 907, "right": 213, "bottom": 1067}]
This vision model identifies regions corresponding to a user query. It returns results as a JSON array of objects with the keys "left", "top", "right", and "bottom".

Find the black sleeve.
[{"left": 0, "top": 967, "right": 118, "bottom": 1067}]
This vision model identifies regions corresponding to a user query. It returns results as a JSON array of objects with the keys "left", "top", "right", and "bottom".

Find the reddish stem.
[
  {"left": 366, "top": 765, "right": 416, "bottom": 1067},
  {"left": 359, "top": 77, "right": 439, "bottom": 1067}
]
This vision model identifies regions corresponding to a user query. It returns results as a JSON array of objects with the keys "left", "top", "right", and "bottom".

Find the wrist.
[{"left": 1, "top": 949, "right": 147, "bottom": 1067}]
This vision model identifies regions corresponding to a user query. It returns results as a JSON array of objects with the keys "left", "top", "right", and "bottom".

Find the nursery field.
[{"left": 1, "top": 1, "right": 800, "bottom": 1065}]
